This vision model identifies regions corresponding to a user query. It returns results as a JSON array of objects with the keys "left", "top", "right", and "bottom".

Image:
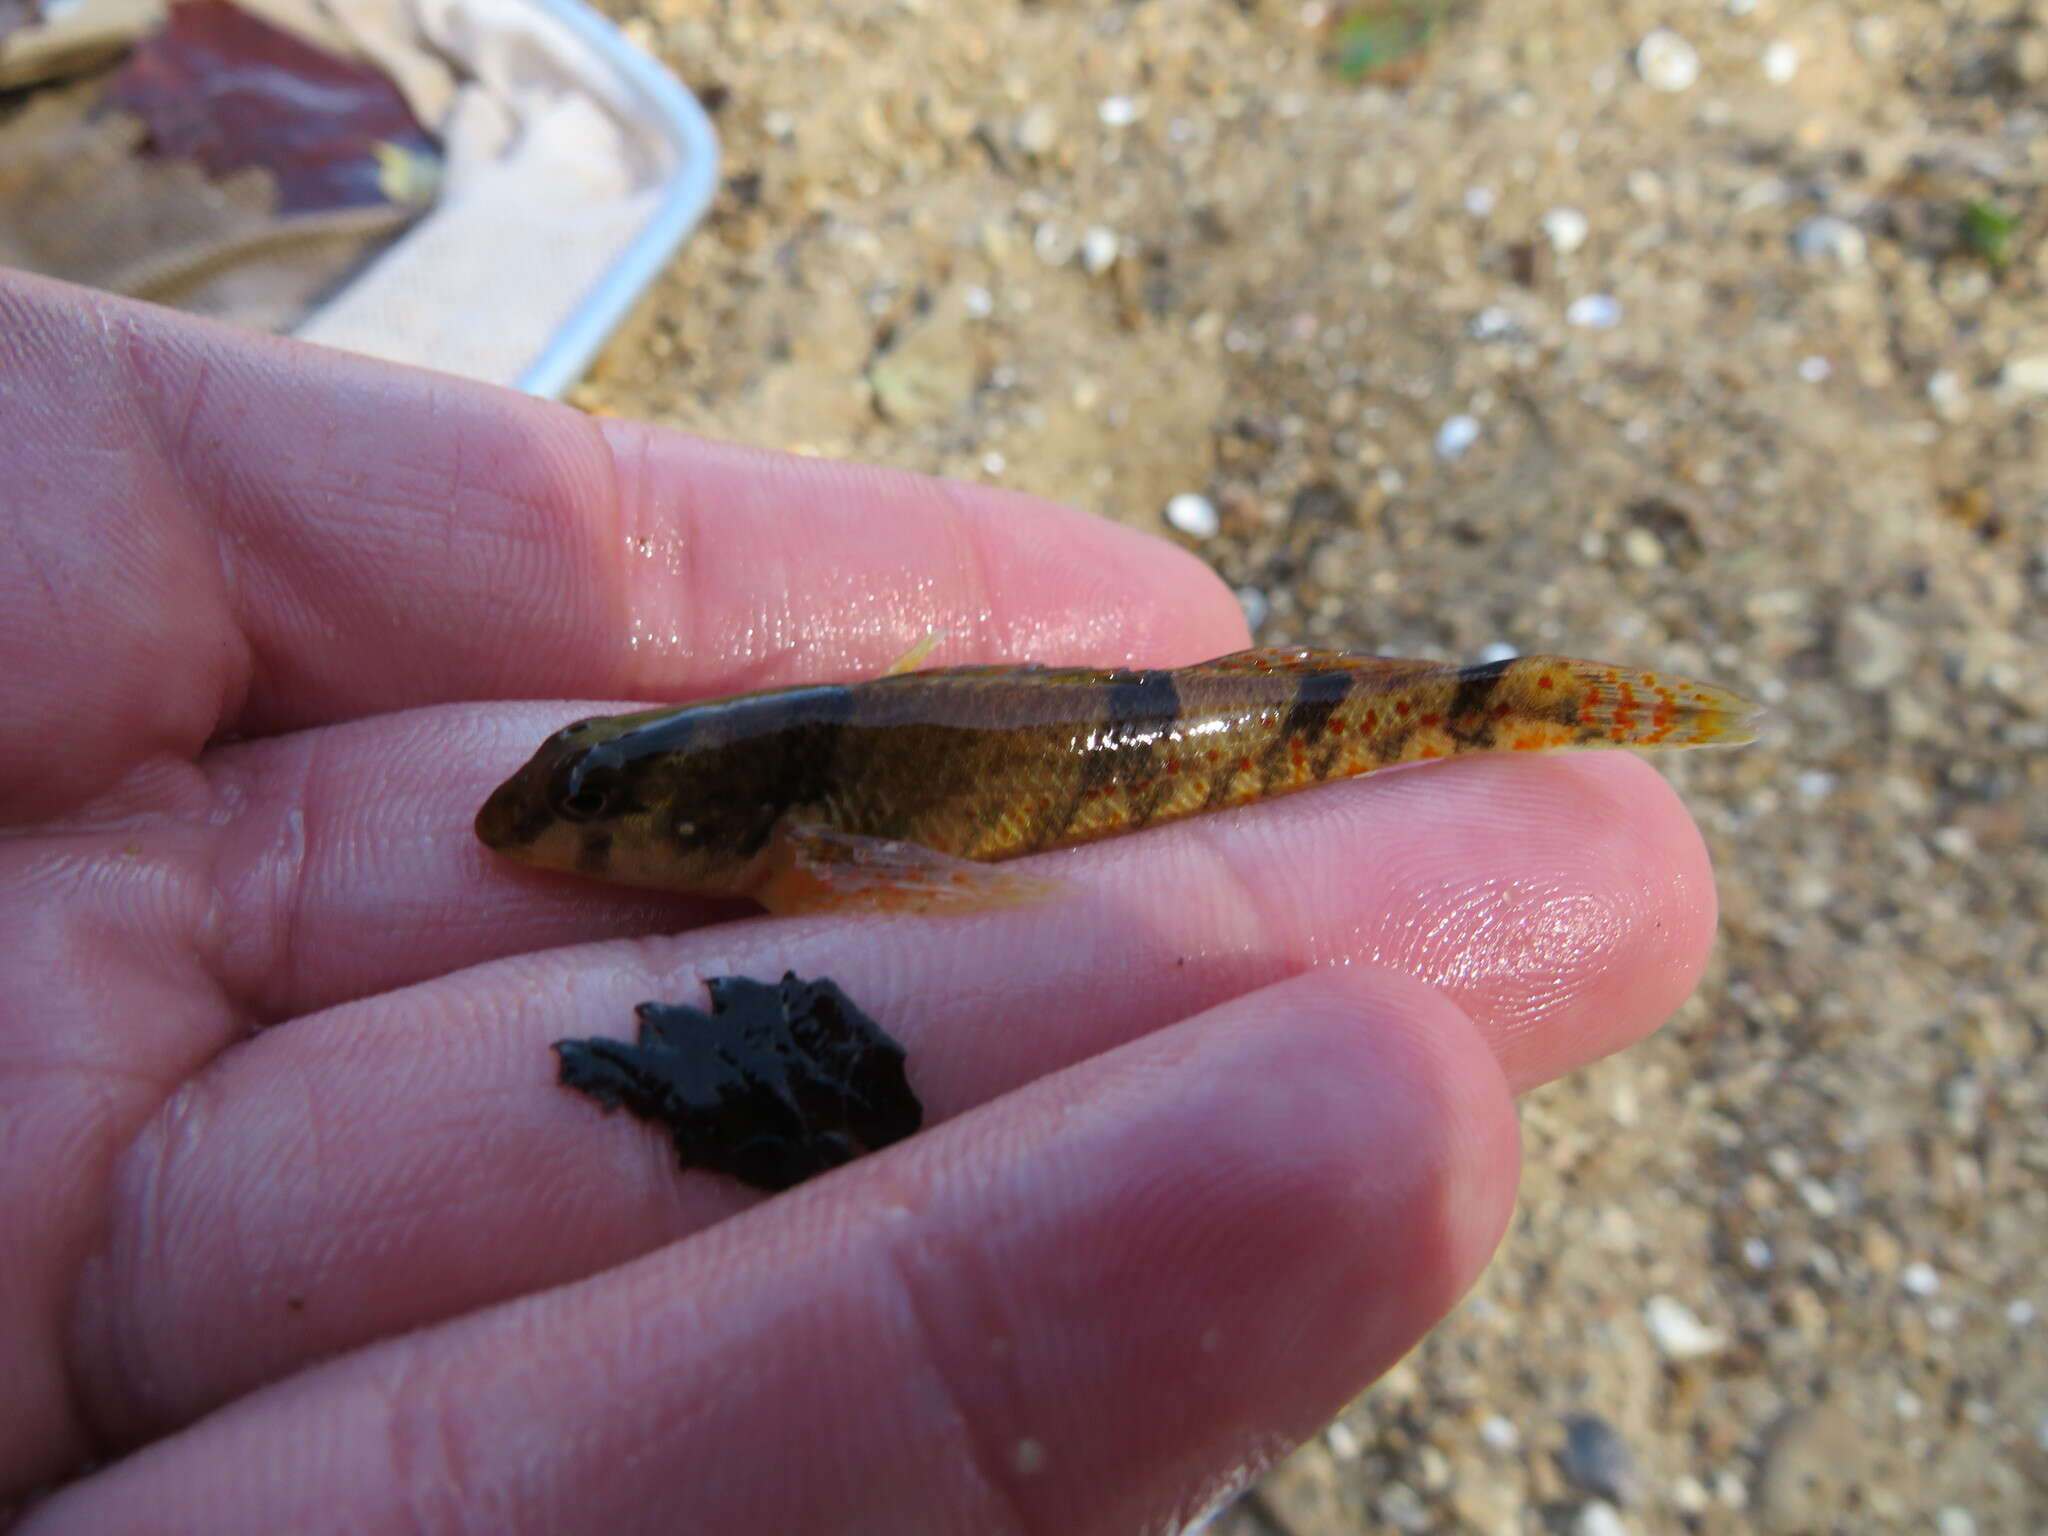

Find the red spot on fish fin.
[{"left": 755, "top": 823, "right": 1059, "bottom": 915}]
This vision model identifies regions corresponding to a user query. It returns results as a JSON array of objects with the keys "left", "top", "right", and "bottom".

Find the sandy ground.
[{"left": 575, "top": 2, "right": 2046, "bottom": 1531}]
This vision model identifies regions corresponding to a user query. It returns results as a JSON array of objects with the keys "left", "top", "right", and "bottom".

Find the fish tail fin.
[{"left": 1539, "top": 658, "right": 1765, "bottom": 749}]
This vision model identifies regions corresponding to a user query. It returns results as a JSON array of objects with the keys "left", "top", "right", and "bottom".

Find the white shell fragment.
[
  {"left": 1164, "top": 492, "right": 1220, "bottom": 538},
  {"left": 1636, "top": 29, "right": 1701, "bottom": 93},
  {"left": 1543, "top": 206, "right": 1591, "bottom": 254},
  {"left": 1435, "top": 414, "right": 1482, "bottom": 461}
]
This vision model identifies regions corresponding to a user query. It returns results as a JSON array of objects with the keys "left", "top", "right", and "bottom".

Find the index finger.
[{"left": 1, "top": 272, "right": 1244, "bottom": 811}]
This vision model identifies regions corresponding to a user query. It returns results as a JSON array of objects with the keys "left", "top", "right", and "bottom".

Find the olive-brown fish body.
[{"left": 475, "top": 648, "right": 1758, "bottom": 913}]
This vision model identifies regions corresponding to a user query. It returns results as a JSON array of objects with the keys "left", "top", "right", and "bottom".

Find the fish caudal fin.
[{"left": 1532, "top": 658, "right": 1763, "bottom": 749}]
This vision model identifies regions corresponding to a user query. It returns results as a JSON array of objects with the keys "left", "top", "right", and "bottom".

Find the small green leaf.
[
  {"left": 1331, "top": 2, "right": 1449, "bottom": 83},
  {"left": 1960, "top": 199, "right": 2018, "bottom": 268}
]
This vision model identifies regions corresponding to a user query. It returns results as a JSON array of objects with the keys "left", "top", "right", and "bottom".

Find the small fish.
[{"left": 476, "top": 647, "right": 1759, "bottom": 914}]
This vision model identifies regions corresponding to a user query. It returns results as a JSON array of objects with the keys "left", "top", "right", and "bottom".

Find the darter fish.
[{"left": 476, "top": 646, "right": 1759, "bottom": 914}]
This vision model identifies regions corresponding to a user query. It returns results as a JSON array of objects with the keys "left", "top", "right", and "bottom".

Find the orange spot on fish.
[
  {"left": 1418, "top": 746, "right": 1443, "bottom": 759},
  {"left": 1538, "top": 675, "right": 1554, "bottom": 690},
  {"left": 1419, "top": 712, "right": 1441, "bottom": 727},
  {"left": 1364, "top": 710, "right": 1379, "bottom": 730},
  {"left": 1395, "top": 701, "right": 1411, "bottom": 717}
]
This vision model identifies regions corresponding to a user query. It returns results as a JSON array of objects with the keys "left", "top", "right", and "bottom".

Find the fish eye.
[{"left": 555, "top": 766, "right": 624, "bottom": 822}]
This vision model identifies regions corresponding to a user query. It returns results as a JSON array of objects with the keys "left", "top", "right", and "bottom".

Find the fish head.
[{"left": 475, "top": 706, "right": 768, "bottom": 895}]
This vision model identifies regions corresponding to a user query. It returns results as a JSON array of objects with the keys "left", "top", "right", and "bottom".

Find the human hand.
[{"left": 2, "top": 270, "right": 1718, "bottom": 1532}]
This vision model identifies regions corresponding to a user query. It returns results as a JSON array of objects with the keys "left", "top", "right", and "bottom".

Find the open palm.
[{"left": 2, "top": 271, "right": 1718, "bottom": 1533}]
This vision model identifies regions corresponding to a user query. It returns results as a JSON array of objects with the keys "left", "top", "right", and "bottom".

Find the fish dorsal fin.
[
  {"left": 880, "top": 633, "right": 946, "bottom": 676},
  {"left": 1190, "top": 646, "right": 1433, "bottom": 678}
]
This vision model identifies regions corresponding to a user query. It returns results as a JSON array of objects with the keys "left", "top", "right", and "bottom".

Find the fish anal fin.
[{"left": 755, "top": 823, "right": 1059, "bottom": 915}]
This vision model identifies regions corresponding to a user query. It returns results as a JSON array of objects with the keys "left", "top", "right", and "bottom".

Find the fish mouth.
[{"left": 474, "top": 756, "right": 561, "bottom": 855}]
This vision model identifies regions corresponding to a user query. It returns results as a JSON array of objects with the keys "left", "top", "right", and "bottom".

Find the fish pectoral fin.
[{"left": 755, "top": 824, "right": 1060, "bottom": 915}]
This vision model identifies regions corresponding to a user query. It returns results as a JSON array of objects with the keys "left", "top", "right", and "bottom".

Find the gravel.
[{"left": 582, "top": 0, "right": 2048, "bottom": 1528}]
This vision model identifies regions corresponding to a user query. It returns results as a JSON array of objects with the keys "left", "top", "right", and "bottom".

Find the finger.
[
  {"left": 0, "top": 272, "right": 1244, "bottom": 815},
  {"left": 72, "top": 753, "right": 1707, "bottom": 1440},
  {"left": 39, "top": 969, "right": 1519, "bottom": 1536}
]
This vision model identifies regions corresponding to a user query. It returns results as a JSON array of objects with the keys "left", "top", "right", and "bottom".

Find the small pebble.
[
  {"left": 1376, "top": 1481, "right": 1429, "bottom": 1533},
  {"left": 1743, "top": 1235, "right": 1775, "bottom": 1269},
  {"left": 1033, "top": 220, "right": 1076, "bottom": 267},
  {"left": 1324, "top": 1418, "right": 1363, "bottom": 1461},
  {"left": 1560, "top": 1414, "right": 1639, "bottom": 1506},
  {"left": 1935, "top": 1508, "right": 1978, "bottom": 1536},
  {"left": 1098, "top": 94, "right": 1141, "bottom": 127},
  {"left": 1476, "top": 641, "right": 1519, "bottom": 665},
  {"left": 1080, "top": 226, "right": 1121, "bottom": 275},
  {"left": 1927, "top": 369, "right": 1966, "bottom": 416},
  {"left": 1762, "top": 40, "right": 1799, "bottom": 84},
  {"left": 1576, "top": 1501, "right": 1630, "bottom": 1536},
  {"left": 1470, "top": 304, "right": 1517, "bottom": 341},
  {"left": 1999, "top": 354, "right": 2048, "bottom": 396},
  {"left": 2007, "top": 1298, "right": 2037, "bottom": 1327},
  {"left": 1543, "top": 206, "right": 1590, "bottom": 254},
  {"left": 1853, "top": 17, "right": 1897, "bottom": 58},
  {"left": 1798, "top": 1175, "right": 1839, "bottom": 1216},
  {"left": 1622, "top": 527, "right": 1665, "bottom": 568},
  {"left": 1479, "top": 1413, "right": 1521, "bottom": 1452},
  {"left": 1673, "top": 1476, "right": 1711, "bottom": 1514},
  {"left": 1795, "top": 770, "right": 1837, "bottom": 801},
  {"left": 1792, "top": 216, "right": 1868, "bottom": 269},
  {"left": 1644, "top": 1295, "right": 1727, "bottom": 1359},
  {"left": 1798, "top": 355, "right": 1832, "bottom": 383},
  {"left": 1567, "top": 294, "right": 1623, "bottom": 329},
  {"left": 1435, "top": 414, "right": 1482, "bottom": 460},
  {"left": 1164, "top": 492, "right": 1220, "bottom": 539},
  {"left": 963, "top": 284, "right": 994, "bottom": 318},
  {"left": 1013, "top": 105, "right": 1058, "bottom": 157},
  {"left": 1636, "top": 29, "right": 1701, "bottom": 93},
  {"left": 1841, "top": 607, "right": 1911, "bottom": 690},
  {"left": 1463, "top": 184, "right": 1497, "bottom": 217},
  {"left": 1932, "top": 826, "right": 1975, "bottom": 859},
  {"left": 1414, "top": 1444, "right": 1451, "bottom": 1493},
  {"left": 1901, "top": 1261, "right": 1940, "bottom": 1297}
]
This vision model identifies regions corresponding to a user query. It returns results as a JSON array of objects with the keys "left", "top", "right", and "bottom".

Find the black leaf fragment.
[{"left": 553, "top": 972, "right": 922, "bottom": 1193}]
